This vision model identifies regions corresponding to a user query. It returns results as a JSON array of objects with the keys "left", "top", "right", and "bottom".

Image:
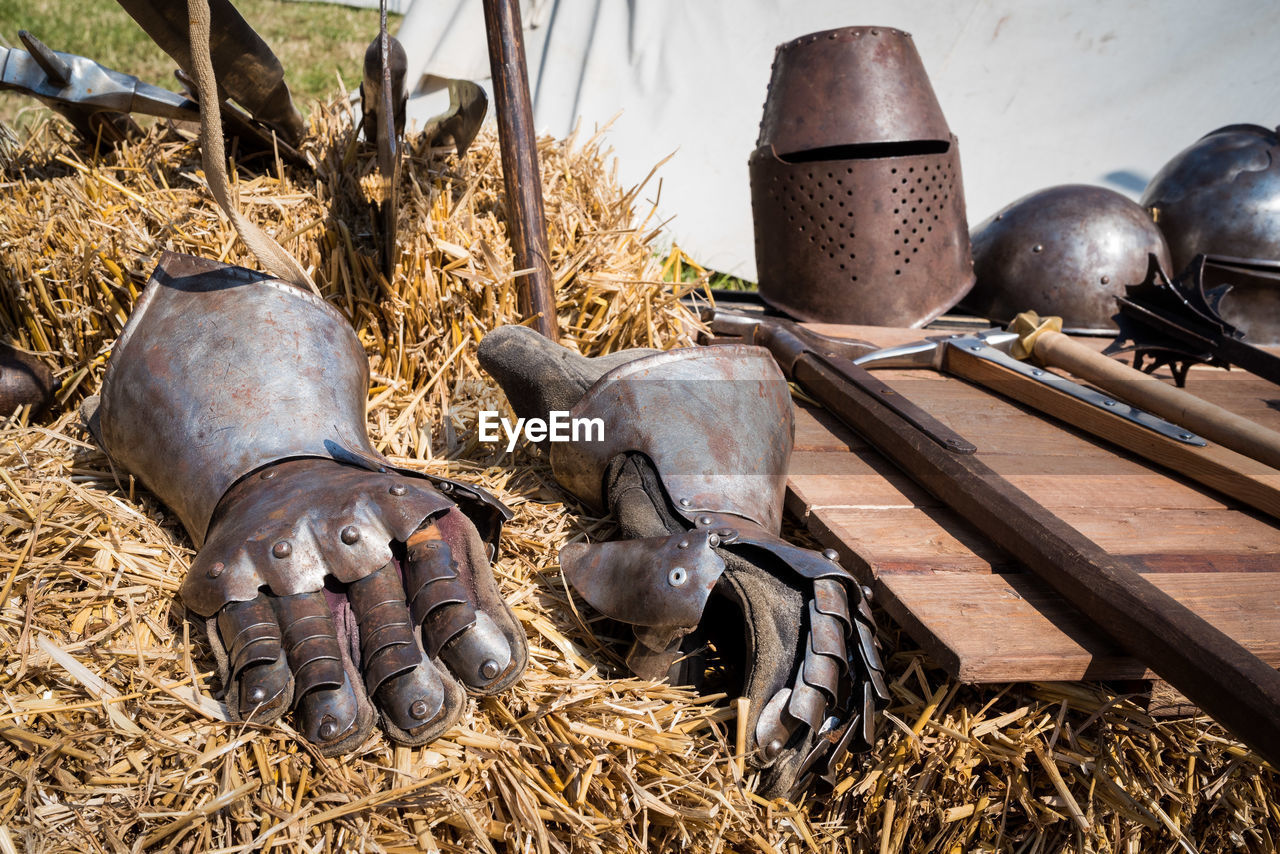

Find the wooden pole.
[
  {"left": 481, "top": 0, "right": 559, "bottom": 341},
  {"left": 1035, "top": 329, "right": 1280, "bottom": 470}
]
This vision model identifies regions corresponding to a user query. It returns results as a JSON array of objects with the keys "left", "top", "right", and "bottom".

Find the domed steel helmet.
[
  {"left": 1142, "top": 125, "right": 1280, "bottom": 344},
  {"left": 961, "top": 185, "right": 1172, "bottom": 334},
  {"left": 748, "top": 26, "right": 974, "bottom": 327}
]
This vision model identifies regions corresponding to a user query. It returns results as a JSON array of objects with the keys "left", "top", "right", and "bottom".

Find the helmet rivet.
[
  {"left": 764, "top": 738, "right": 784, "bottom": 759},
  {"left": 1102, "top": 399, "right": 1116, "bottom": 407},
  {"left": 823, "top": 548, "right": 839, "bottom": 561},
  {"left": 410, "top": 699, "right": 431, "bottom": 720},
  {"left": 668, "top": 567, "right": 688, "bottom": 587},
  {"left": 272, "top": 541, "right": 292, "bottom": 559},
  {"left": 246, "top": 685, "right": 266, "bottom": 704},
  {"left": 207, "top": 561, "right": 225, "bottom": 578},
  {"left": 481, "top": 660, "right": 501, "bottom": 681},
  {"left": 1179, "top": 433, "right": 1194, "bottom": 440},
  {"left": 676, "top": 539, "right": 690, "bottom": 550},
  {"left": 862, "top": 585, "right": 874, "bottom": 600},
  {"left": 1031, "top": 244, "right": 1044, "bottom": 253},
  {"left": 1101, "top": 275, "right": 1111, "bottom": 284},
  {"left": 340, "top": 526, "right": 360, "bottom": 545},
  {"left": 389, "top": 484, "right": 407, "bottom": 496},
  {"left": 261, "top": 469, "right": 277, "bottom": 480},
  {"left": 317, "top": 717, "right": 338, "bottom": 740},
  {"left": 679, "top": 498, "right": 692, "bottom": 507},
  {"left": 697, "top": 516, "right": 713, "bottom": 526},
  {"left": 708, "top": 534, "right": 721, "bottom": 548}
]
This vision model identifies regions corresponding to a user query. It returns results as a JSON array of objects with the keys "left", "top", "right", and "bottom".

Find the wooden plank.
[
  {"left": 785, "top": 322, "right": 1280, "bottom": 690},
  {"left": 793, "top": 403, "right": 865, "bottom": 452},
  {"left": 788, "top": 451, "right": 1233, "bottom": 512},
  {"left": 945, "top": 348, "right": 1280, "bottom": 520},
  {"left": 876, "top": 572, "right": 1280, "bottom": 682},
  {"left": 810, "top": 505, "right": 1280, "bottom": 573}
]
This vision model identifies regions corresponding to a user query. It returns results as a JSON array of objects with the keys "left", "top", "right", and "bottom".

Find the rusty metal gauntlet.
[
  {"left": 87, "top": 253, "right": 527, "bottom": 752},
  {"left": 478, "top": 325, "right": 888, "bottom": 796}
]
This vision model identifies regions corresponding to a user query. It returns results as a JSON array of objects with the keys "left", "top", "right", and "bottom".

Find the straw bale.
[{"left": 0, "top": 103, "right": 1274, "bottom": 853}]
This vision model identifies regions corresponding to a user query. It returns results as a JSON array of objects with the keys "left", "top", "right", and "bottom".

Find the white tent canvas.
[{"left": 379, "top": 0, "right": 1280, "bottom": 279}]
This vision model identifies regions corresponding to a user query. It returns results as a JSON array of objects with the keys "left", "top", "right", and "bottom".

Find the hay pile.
[{"left": 0, "top": 104, "right": 1274, "bottom": 853}]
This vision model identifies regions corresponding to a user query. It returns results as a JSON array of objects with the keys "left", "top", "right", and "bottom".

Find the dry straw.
[{"left": 0, "top": 102, "right": 1274, "bottom": 853}]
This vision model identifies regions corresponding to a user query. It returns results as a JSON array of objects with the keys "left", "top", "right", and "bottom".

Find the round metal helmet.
[
  {"left": 961, "top": 184, "right": 1172, "bottom": 333},
  {"left": 1142, "top": 125, "right": 1280, "bottom": 269},
  {"left": 748, "top": 26, "right": 974, "bottom": 327},
  {"left": 1141, "top": 125, "right": 1280, "bottom": 344}
]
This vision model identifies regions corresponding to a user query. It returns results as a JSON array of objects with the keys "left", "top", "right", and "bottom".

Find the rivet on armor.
[
  {"left": 697, "top": 516, "right": 713, "bottom": 526},
  {"left": 260, "top": 469, "right": 277, "bottom": 480},
  {"left": 1031, "top": 244, "right": 1044, "bottom": 253},
  {"left": 679, "top": 498, "right": 691, "bottom": 507},
  {"left": 246, "top": 685, "right": 266, "bottom": 703},
  {"left": 823, "top": 548, "right": 839, "bottom": 561},
  {"left": 676, "top": 539, "right": 689, "bottom": 550},
  {"left": 272, "top": 540, "right": 292, "bottom": 559},
  {"left": 1103, "top": 399, "right": 1116, "bottom": 407},
  {"left": 389, "top": 484, "right": 407, "bottom": 496},
  {"left": 481, "top": 659, "right": 501, "bottom": 681},
  {"left": 340, "top": 525, "right": 360, "bottom": 545},
  {"left": 410, "top": 699, "right": 431, "bottom": 720},
  {"left": 764, "top": 738, "right": 784, "bottom": 759},
  {"left": 318, "top": 717, "right": 338, "bottom": 740},
  {"left": 708, "top": 533, "right": 721, "bottom": 548},
  {"left": 437, "top": 481, "right": 453, "bottom": 492},
  {"left": 207, "top": 561, "right": 225, "bottom": 578},
  {"left": 378, "top": 466, "right": 388, "bottom": 473},
  {"left": 668, "top": 567, "right": 688, "bottom": 587},
  {"left": 862, "top": 585, "right": 874, "bottom": 600},
  {"left": 1101, "top": 275, "right": 1111, "bottom": 284},
  {"left": 717, "top": 528, "right": 736, "bottom": 538}
]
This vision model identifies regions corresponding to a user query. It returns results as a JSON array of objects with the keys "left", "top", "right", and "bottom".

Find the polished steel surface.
[{"left": 964, "top": 184, "right": 1172, "bottom": 333}]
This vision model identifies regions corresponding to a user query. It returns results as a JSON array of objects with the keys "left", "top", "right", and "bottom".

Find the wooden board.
[{"left": 786, "top": 323, "right": 1280, "bottom": 682}]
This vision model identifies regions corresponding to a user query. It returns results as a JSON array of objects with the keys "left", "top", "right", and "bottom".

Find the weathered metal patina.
[
  {"left": 749, "top": 26, "right": 974, "bottom": 326},
  {"left": 479, "top": 325, "right": 887, "bottom": 796},
  {"left": 94, "top": 253, "right": 526, "bottom": 753}
]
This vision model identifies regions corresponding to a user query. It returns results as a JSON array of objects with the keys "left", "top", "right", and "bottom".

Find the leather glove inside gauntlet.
[
  {"left": 478, "top": 325, "right": 888, "bottom": 796},
  {"left": 87, "top": 253, "right": 527, "bottom": 753}
]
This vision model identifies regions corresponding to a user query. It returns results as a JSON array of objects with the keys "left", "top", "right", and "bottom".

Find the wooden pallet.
[{"left": 786, "top": 324, "right": 1280, "bottom": 683}]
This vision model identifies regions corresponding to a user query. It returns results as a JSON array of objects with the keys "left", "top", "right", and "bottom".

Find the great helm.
[
  {"left": 962, "top": 184, "right": 1172, "bottom": 334},
  {"left": 1142, "top": 125, "right": 1280, "bottom": 344},
  {"left": 748, "top": 26, "right": 974, "bottom": 327}
]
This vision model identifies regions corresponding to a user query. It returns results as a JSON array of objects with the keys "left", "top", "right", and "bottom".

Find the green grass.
[{"left": 0, "top": 0, "right": 397, "bottom": 126}]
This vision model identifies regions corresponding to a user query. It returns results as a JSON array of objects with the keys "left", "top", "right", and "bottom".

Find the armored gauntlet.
[
  {"left": 88, "top": 253, "right": 527, "bottom": 752},
  {"left": 478, "top": 326, "right": 888, "bottom": 796}
]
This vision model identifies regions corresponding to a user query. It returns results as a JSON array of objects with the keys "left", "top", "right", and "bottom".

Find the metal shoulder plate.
[{"left": 550, "top": 345, "right": 792, "bottom": 532}]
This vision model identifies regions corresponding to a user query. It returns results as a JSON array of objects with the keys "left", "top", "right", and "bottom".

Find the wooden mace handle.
[{"left": 1034, "top": 330, "right": 1280, "bottom": 471}]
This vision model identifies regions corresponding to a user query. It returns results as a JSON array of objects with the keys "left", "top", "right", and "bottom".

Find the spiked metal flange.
[{"left": 1109, "top": 253, "right": 1280, "bottom": 387}]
